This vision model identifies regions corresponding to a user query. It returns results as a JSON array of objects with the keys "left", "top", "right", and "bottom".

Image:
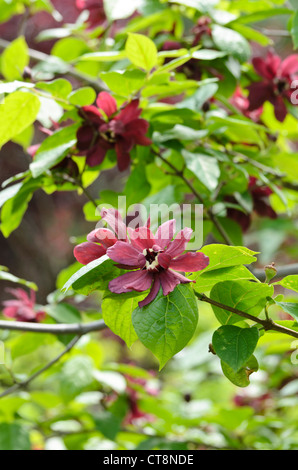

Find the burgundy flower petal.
[
  {"left": 165, "top": 227, "right": 193, "bottom": 258},
  {"left": 107, "top": 241, "right": 146, "bottom": 267},
  {"left": 87, "top": 228, "right": 118, "bottom": 248},
  {"left": 116, "top": 100, "right": 142, "bottom": 124},
  {"left": 109, "top": 270, "right": 152, "bottom": 294},
  {"left": 138, "top": 276, "right": 161, "bottom": 308},
  {"left": 123, "top": 270, "right": 154, "bottom": 292},
  {"left": 154, "top": 219, "right": 176, "bottom": 249},
  {"left": 74, "top": 242, "right": 106, "bottom": 265},
  {"left": 80, "top": 105, "right": 104, "bottom": 125},
  {"left": 77, "top": 125, "right": 94, "bottom": 151},
  {"left": 247, "top": 82, "right": 274, "bottom": 111},
  {"left": 169, "top": 251, "right": 209, "bottom": 272},
  {"left": 159, "top": 270, "right": 183, "bottom": 296},
  {"left": 101, "top": 207, "right": 127, "bottom": 240},
  {"left": 96, "top": 92, "right": 118, "bottom": 117},
  {"left": 115, "top": 140, "right": 132, "bottom": 171},
  {"left": 158, "top": 252, "right": 172, "bottom": 269},
  {"left": 128, "top": 227, "right": 156, "bottom": 251},
  {"left": 269, "top": 95, "right": 288, "bottom": 122},
  {"left": 85, "top": 141, "right": 110, "bottom": 167},
  {"left": 280, "top": 55, "right": 298, "bottom": 76},
  {"left": 252, "top": 56, "right": 279, "bottom": 80}
]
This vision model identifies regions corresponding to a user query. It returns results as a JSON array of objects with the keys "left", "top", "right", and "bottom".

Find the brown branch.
[
  {"left": 0, "top": 335, "right": 81, "bottom": 399},
  {"left": 195, "top": 292, "right": 298, "bottom": 339},
  {"left": 154, "top": 150, "right": 233, "bottom": 245},
  {"left": 0, "top": 319, "right": 106, "bottom": 335},
  {"left": 0, "top": 38, "right": 107, "bottom": 93}
]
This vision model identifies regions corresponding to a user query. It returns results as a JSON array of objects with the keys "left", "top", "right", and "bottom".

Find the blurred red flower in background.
[
  {"left": 2, "top": 288, "right": 45, "bottom": 323},
  {"left": 227, "top": 176, "right": 277, "bottom": 231},
  {"left": 76, "top": 0, "right": 106, "bottom": 29},
  {"left": 76, "top": 92, "right": 151, "bottom": 171},
  {"left": 231, "top": 86, "right": 263, "bottom": 122},
  {"left": 247, "top": 51, "right": 298, "bottom": 122}
]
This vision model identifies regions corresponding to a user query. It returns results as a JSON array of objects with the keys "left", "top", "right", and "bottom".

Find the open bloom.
[
  {"left": 107, "top": 220, "right": 209, "bottom": 308},
  {"left": 2, "top": 288, "right": 45, "bottom": 323},
  {"left": 76, "top": 92, "right": 151, "bottom": 171},
  {"left": 247, "top": 51, "right": 298, "bottom": 122}
]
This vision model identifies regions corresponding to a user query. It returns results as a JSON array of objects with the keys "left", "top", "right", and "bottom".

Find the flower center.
[
  {"left": 143, "top": 248, "right": 160, "bottom": 271},
  {"left": 275, "top": 77, "right": 288, "bottom": 94}
]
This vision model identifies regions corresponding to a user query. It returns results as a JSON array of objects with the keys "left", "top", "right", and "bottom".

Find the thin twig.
[
  {"left": 0, "top": 335, "right": 81, "bottom": 399},
  {"left": 195, "top": 292, "right": 298, "bottom": 339},
  {"left": 0, "top": 38, "right": 107, "bottom": 93},
  {"left": 154, "top": 149, "right": 233, "bottom": 245}
]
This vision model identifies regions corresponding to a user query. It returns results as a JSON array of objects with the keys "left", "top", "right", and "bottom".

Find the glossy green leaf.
[
  {"left": 1, "top": 36, "right": 29, "bottom": 80},
  {"left": 30, "top": 124, "right": 79, "bottom": 178},
  {"left": 132, "top": 285, "right": 198, "bottom": 369},
  {"left": 102, "top": 293, "right": 141, "bottom": 347},
  {"left": 125, "top": 33, "right": 158, "bottom": 71},
  {"left": 213, "top": 325, "right": 259, "bottom": 371},
  {"left": 209, "top": 280, "right": 274, "bottom": 325},
  {"left": 0, "top": 92, "right": 40, "bottom": 149}
]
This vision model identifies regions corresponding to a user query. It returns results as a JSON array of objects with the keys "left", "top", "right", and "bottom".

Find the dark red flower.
[
  {"left": 76, "top": 0, "right": 106, "bottom": 29},
  {"left": 230, "top": 86, "right": 263, "bottom": 122},
  {"left": 2, "top": 288, "right": 45, "bottom": 323},
  {"left": 247, "top": 51, "right": 298, "bottom": 122},
  {"left": 227, "top": 176, "right": 277, "bottom": 231},
  {"left": 192, "top": 16, "right": 212, "bottom": 45},
  {"left": 107, "top": 220, "right": 209, "bottom": 308},
  {"left": 76, "top": 92, "right": 151, "bottom": 171}
]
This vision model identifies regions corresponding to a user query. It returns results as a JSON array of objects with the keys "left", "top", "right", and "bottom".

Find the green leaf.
[
  {"left": 0, "top": 183, "right": 23, "bottom": 209},
  {"left": 36, "top": 78, "right": 72, "bottom": 100},
  {"left": 199, "top": 244, "right": 258, "bottom": 273},
  {"left": 132, "top": 284, "right": 198, "bottom": 369},
  {"left": 221, "top": 354, "right": 259, "bottom": 387},
  {"left": 77, "top": 51, "right": 127, "bottom": 62},
  {"left": 60, "top": 355, "right": 94, "bottom": 400},
  {"left": 29, "top": 124, "right": 78, "bottom": 178},
  {"left": 191, "top": 49, "right": 227, "bottom": 60},
  {"left": 192, "top": 265, "right": 258, "bottom": 293},
  {"left": 61, "top": 255, "right": 119, "bottom": 295},
  {"left": 45, "top": 303, "right": 81, "bottom": 323},
  {"left": 182, "top": 149, "right": 220, "bottom": 191},
  {"left": 0, "top": 267, "right": 37, "bottom": 290},
  {"left": 229, "top": 8, "right": 291, "bottom": 25},
  {"left": 274, "top": 275, "right": 298, "bottom": 293},
  {"left": 0, "top": 177, "right": 43, "bottom": 237},
  {"left": 211, "top": 25, "right": 251, "bottom": 62},
  {"left": 68, "top": 87, "right": 96, "bottom": 106},
  {"left": 275, "top": 301, "right": 298, "bottom": 322},
  {"left": 125, "top": 33, "right": 158, "bottom": 71},
  {"left": 100, "top": 70, "right": 146, "bottom": 96},
  {"left": 94, "top": 411, "right": 122, "bottom": 440},
  {"left": 209, "top": 280, "right": 274, "bottom": 325},
  {"left": 1, "top": 36, "right": 29, "bottom": 80},
  {"left": 212, "top": 325, "right": 259, "bottom": 372},
  {"left": 0, "top": 423, "right": 30, "bottom": 450},
  {"left": 9, "top": 333, "right": 53, "bottom": 360},
  {"left": 102, "top": 293, "right": 142, "bottom": 347},
  {"left": 291, "top": 11, "right": 298, "bottom": 50},
  {"left": 0, "top": 91, "right": 40, "bottom": 149},
  {"left": 124, "top": 164, "right": 151, "bottom": 206}
]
